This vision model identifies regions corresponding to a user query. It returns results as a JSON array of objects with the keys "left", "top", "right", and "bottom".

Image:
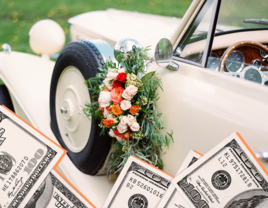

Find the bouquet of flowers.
[{"left": 83, "top": 45, "right": 173, "bottom": 175}]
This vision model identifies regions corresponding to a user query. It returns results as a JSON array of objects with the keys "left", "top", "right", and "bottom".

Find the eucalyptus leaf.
[{"left": 141, "top": 71, "right": 156, "bottom": 83}]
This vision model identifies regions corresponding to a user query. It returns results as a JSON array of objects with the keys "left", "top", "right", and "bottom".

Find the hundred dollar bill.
[
  {"left": 25, "top": 169, "right": 96, "bottom": 208},
  {"left": 157, "top": 150, "right": 202, "bottom": 208},
  {"left": 172, "top": 132, "right": 268, "bottom": 208},
  {"left": 0, "top": 106, "right": 66, "bottom": 208},
  {"left": 102, "top": 156, "right": 173, "bottom": 208}
]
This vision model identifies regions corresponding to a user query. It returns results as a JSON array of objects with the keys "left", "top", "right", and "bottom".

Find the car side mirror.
[{"left": 155, "top": 38, "right": 179, "bottom": 71}]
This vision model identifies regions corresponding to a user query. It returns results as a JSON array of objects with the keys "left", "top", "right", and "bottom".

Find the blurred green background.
[{"left": 0, "top": 0, "right": 192, "bottom": 54}]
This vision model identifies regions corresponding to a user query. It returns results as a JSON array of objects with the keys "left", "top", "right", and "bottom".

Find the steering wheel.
[{"left": 219, "top": 40, "right": 268, "bottom": 85}]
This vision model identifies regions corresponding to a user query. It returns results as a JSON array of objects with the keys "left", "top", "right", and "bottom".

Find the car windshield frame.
[{"left": 172, "top": 0, "right": 222, "bottom": 69}]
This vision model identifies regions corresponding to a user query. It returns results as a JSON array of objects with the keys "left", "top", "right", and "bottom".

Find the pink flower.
[
  {"left": 130, "top": 122, "right": 140, "bottom": 131},
  {"left": 120, "top": 100, "right": 131, "bottom": 111},
  {"left": 122, "top": 85, "right": 138, "bottom": 100},
  {"left": 117, "top": 122, "right": 128, "bottom": 133},
  {"left": 120, "top": 116, "right": 129, "bottom": 125},
  {"left": 126, "top": 85, "right": 138, "bottom": 96},
  {"left": 122, "top": 90, "right": 132, "bottom": 100},
  {"left": 127, "top": 115, "right": 136, "bottom": 126},
  {"left": 111, "top": 87, "right": 124, "bottom": 104}
]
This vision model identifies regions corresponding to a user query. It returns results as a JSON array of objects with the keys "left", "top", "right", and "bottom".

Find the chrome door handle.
[{"left": 255, "top": 151, "right": 268, "bottom": 162}]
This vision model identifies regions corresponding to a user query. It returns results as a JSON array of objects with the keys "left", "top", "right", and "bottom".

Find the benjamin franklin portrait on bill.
[
  {"left": 25, "top": 174, "right": 54, "bottom": 208},
  {"left": 225, "top": 190, "right": 268, "bottom": 208}
]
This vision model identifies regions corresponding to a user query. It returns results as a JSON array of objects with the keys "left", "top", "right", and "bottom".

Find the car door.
[{"left": 154, "top": 0, "right": 268, "bottom": 175}]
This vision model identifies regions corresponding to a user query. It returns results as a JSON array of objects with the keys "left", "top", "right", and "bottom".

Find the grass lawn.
[
  {"left": 0, "top": 0, "right": 192, "bottom": 54},
  {"left": 1, "top": 0, "right": 267, "bottom": 55}
]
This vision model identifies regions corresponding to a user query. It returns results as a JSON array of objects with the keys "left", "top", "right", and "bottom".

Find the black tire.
[
  {"left": 0, "top": 85, "right": 14, "bottom": 112},
  {"left": 50, "top": 40, "right": 111, "bottom": 175}
]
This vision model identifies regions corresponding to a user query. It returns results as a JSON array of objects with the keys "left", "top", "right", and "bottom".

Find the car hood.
[{"left": 68, "top": 9, "right": 182, "bottom": 50}]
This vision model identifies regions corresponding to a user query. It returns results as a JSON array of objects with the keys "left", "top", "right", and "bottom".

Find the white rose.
[
  {"left": 103, "top": 78, "right": 113, "bottom": 90},
  {"left": 107, "top": 113, "right": 114, "bottom": 120},
  {"left": 127, "top": 115, "right": 136, "bottom": 125},
  {"left": 120, "top": 100, "right": 131, "bottom": 111},
  {"left": 107, "top": 71, "right": 118, "bottom": 79},
  {"left": 103, "top": 108, "right": 109, "bottom": 118},
  {"left": 118, "top": 67, "right": 125, "bottom": 73},
  {"left": 117, "top": 122, "right": 128, "bottom": 133},
  {"left": 120, "top": 116, "right": 129, "bottom": 125},
  {"left": 125, "top": 85, "right": 138, "bottom": 96},
  {"left": 98, "top": 91, "right": 111, "bottom": 108},
  {"left": 130, "top": 122, "right": 140, "bottom": 131},
  {"left": 109, "top": 129, "right": 115, "bottom": 137},
  {"left": 122, "top": 90, "right": 132, "bottom": 100}
]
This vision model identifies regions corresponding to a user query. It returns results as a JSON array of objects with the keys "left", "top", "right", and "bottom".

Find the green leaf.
[
  {"left": 141, "top": 71, "right": 156, "bottom": 83},
  {"left": 94, "top": 109, "right": 103, "bottom": 119}
]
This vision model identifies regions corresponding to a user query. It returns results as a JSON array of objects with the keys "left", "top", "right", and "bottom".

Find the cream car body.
[{"left": 0, "top": 0, "right": 267, "bottom": 206}]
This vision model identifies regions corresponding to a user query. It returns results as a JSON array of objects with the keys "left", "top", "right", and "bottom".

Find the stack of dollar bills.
[
  {"left": 103, "top": 132, "right": 268, "bottom": 208},
  {"left": 0, "top": 106, "right": 96, "bottom": 208}
]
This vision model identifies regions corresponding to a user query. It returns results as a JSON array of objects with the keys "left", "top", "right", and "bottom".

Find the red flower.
[
  {"left": 112, "top": 80, "right": 122, "bottom": 88},
  {"left": 113, "top": 129, "right": 122, "bottom": 137},
  {"left": 111, "top": 87, "right": 124, "bottom": 104},
  {"left": 117, "top": 72, "right": 127, "bottom": 83}
]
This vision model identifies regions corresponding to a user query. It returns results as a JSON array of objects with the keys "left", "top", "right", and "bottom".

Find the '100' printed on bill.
[{"left": 0, "top": 106, "right": 66, "bottom": 208}]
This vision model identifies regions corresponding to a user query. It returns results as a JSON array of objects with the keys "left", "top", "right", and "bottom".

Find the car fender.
[{"left": 0, "top": 39, "right": 116, "bottom": 205}]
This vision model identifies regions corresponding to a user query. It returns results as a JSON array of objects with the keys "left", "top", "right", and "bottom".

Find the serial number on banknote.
[
  {"left": 1, "top": 157, "right": 28, "bottom": 192},
  {"left": 219, "top": 150, "right": 253, "bottom": 187},
  {"left": 126, "top": 177, "right": 164, "bottom": 198}
]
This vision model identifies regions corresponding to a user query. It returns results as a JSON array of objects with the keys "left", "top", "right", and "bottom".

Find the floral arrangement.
[{"left": 83, "top": 45, "right": 173, "bottom": 175}]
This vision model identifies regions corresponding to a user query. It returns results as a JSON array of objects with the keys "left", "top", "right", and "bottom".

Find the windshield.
[
  {"left": 217, "top": 0, "right": 268, "bottom": 31},
  {"left": 192, "top": 0, "right": 268, "bottom": 40}
]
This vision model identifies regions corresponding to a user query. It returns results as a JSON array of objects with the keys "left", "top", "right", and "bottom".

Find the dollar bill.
[
  {"left": 0, "top": 106, "right": 66, "bottom": 208},
  {"left": 24, "top": 169, "right": 96, "bottom": 208},
  {"left": 157, "top": 150, "right": 202, "bottom": 208},
  {"left": 172, "top": 132, "right": 268, "bottom": 208},
  {"left": 102, "top": 156, "right": 173, "bottom": 208}
]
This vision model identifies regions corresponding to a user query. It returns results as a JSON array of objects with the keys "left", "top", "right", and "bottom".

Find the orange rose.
[
  {"left": 103, "top": 88, "right": 110, "bottom": 92},
  {"left": 111, "top": 87, "right": 124, "bottom": 104},
  {"left": 112, "top": 105, "right": 123, "bottom": 116},
  {"left": 102, "top": 119, "right": 112, "bottom": 128},
  {"left": 123, "top": 132, "right": 130, "bottom": 139},
  {"left": 129, "top": 105, "right": 139, "bottom": 115}
]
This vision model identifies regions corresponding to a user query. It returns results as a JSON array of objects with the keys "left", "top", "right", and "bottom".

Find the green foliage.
[
  {"left": 83, "top": 46, "right": 173, "bottom": 174},
  {"left": 0, "top": 0, "right": 192, "bottom": 54}
]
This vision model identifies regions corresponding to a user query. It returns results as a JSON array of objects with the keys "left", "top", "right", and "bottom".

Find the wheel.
[
  {"left": 50, "top": 40, "right": 111, "bottom": 175},
  {"left": 0, "top": 85, "right": 14, "bottom": 112}
]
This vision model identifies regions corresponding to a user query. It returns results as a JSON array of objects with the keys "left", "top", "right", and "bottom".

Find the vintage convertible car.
[{"left": 1, "top": 0, "right": 268, "bottom": 206}]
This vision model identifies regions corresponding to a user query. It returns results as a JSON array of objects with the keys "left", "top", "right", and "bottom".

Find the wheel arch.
[{"left": 88, "top": 39, "right": 116, "bottom": 63}]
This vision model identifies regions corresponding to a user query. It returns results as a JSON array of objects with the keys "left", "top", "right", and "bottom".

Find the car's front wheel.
[{"left": 50, "top": 40, "right": 111, "bottom": 175}]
